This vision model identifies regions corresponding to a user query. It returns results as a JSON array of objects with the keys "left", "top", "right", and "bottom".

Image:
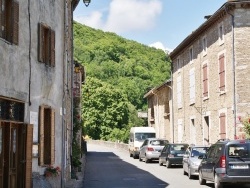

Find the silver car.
[
  {"left": 183, "top": 145, "right": 209, "bottom": 179},
  {"left": 139, "top": 138, "right": 169, "bottom": 163}
]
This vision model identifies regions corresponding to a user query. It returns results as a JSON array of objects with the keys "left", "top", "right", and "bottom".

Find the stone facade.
[
  {"left": 0, "top": 0, "right": 79, "bottom": 187},
  {"left": 144, "top": 81, "right": 173, "bottom": 142},
  {"left": 170, "top": 1, "right": 250, "bottom": 145}
]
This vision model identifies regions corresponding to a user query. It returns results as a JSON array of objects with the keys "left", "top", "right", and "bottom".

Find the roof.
[
  {"left": 169, "top": 1, "right": 250, "bottom": 60},
  {"left": 144, "top": 79, "right": 172, "bottom": 98},
  {"left": 72, "top": 0, "right": 80, "bottom": 11}
]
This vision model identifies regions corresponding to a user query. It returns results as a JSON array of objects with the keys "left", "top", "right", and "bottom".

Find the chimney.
[{"left": 204, "top": 15, "right": 212, "bottom": 20}]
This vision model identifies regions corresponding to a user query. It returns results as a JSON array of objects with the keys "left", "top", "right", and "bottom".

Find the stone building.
[
  {"left": 144, "top": 80, "right": 173, "bottom": 141},
  {"left": 169, "top": 0, "right": 250, "bottom": 145},
  {"left": 0, "top": 0, "right": 81, "bottom": 187}
]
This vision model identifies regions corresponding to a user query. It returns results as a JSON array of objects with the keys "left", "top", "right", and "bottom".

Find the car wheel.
[
  {"left": 214, "top": 174, "right": 223, "bottom": 188},
  {"left": 159, "top": 159, "right": 163, "bottom": 166},
  {"left": 133, "top": 152, "right": 137, "bottom": 159},
  {"left": 166, "top": 160, "right": 171, "bottom": 168},
  {"left": 183, "top": 169, "right": 188, "bottom": 175},
  {"left": 139, "top": 155, "right": 142, "bottom": 162},
  {"left": 129, "top": 151, "right": 133, "bottom": 157},
  {"left": 188, "top": 168, "right": 193, "bottom": 179},
  {"left": 199, "top": 170, "right": 206, "bottom": 185},
  {"left": 145, "top": 156, "right": 151, "bottom": 163}
]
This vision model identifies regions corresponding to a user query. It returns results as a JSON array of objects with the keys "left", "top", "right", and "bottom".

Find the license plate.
[{"left": 231, "top": 165, "right": 249, "bottom": 169}]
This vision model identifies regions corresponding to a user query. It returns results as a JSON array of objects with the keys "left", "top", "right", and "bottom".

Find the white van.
[{"left": 128, "top": 127, "right": 156, "bottom": 158}]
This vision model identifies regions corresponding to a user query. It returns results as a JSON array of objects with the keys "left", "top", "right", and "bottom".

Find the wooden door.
[{"left": 0, "top": 122, "right": 32, "bottom": 188}]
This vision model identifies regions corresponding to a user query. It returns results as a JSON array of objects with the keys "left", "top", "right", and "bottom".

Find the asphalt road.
[{"left": 82, "top": 143, "right": 250, "bottom": 188}]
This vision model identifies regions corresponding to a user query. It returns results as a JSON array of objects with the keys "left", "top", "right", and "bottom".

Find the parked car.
[
  {"left": 159, "top": 143, "right": 188, "bottom": 168},
  {"left": 198, "top": 139, "right": 250, "bottom": 188},
  {"left": 183, "top": 145, "right": 209, "bottom": 179},
  {"left": 139, "top": 138, "right": 169, "bottom": 163}
]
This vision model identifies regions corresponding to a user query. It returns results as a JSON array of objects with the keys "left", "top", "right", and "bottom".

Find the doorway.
[
  {"left": 0, "top": 122, "right": 32, "bottom": 188},
  {"left": 204, "top": 116, "right": 209, "bottom": 145}
]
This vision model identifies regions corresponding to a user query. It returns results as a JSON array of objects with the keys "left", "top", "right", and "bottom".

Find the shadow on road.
[{"left": 83, "top": 151, "right": 169, "bottom": 188}]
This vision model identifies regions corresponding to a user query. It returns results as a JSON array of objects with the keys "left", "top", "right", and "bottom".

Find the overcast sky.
[{"left": 74, "top": 0, "right": 226, "bottom": 52}]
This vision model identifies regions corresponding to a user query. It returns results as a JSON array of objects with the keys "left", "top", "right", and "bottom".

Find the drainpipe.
[
  {"left": 225, "top": 5, "right": 236, "bottom": 139},
  {"left": 61, "top": 0, "right": 67, "bottom": 187},
  {"left": 170, "top": 63, "right": 174, "bottom": 143}
]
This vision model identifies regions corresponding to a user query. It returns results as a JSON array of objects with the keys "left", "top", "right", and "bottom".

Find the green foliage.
[
  {"left": 72, "top": 101, "right": 82, "bottom": 168},
  {"left": 74, "top": 21, "right": 171, "bottom": 142},
  {"left": 82, "top": 77, "right": 130, "bottom": 140},
  {"left": 243, "top": 116, "right": 250, "bottom": 138}
]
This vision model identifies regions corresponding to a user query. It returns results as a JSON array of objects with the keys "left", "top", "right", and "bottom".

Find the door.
[{"left": 0, "top": 122, "right": 32, "bottom": 188}]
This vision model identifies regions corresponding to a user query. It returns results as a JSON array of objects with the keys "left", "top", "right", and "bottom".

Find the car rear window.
[
  {"left": 191, "top": 147, "right": 209, "bottom": 157},
  {"left": 150, "top": 140, "right": 168, "bottom": 146},
  {"left": 171, "top": 144, "right": 188, "bottom": 152},
  {"left": 228, "top": 143, "right": 250, "bottom": 159}
]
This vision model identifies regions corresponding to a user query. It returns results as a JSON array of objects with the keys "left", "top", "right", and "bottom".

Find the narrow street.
[{"left": 82, "top": 143, "right": 212, "bottom": 188}]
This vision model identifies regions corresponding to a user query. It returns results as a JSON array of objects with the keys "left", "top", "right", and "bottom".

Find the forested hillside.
[{"left": 73, "top": 21, "right": 171, "bottom": 142}]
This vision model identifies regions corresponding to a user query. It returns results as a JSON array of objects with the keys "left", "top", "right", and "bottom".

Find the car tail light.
[
  {"left": 147, "top": 147, "right": 154, "bottom": 151},
  {"left": 168, "top": 154, "right": 174, "bottom": 158},
  {"left": 220, "top": 155, "right": 226, "bottom": 168}
]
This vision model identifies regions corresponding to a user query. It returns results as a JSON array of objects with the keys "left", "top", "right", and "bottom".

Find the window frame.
[
  {"left": 189, "top": 67, "right": 195, "bottom": 104},
  {"left": 218, "top": 23, "right": 225, "bottom": 46},
  {"left": 0, "top": 0, "right": 19, "bottom": 44},
  {"left": 177, "top": 75, "right": 182, "bottom": 109},
  {"left": 202, "top": 62, "right": 209, "bottom": 99},
  {"left": 39, "top": 105, "right": 55, "bottom": 166},
  {"left": 38, "top": 23, "right": 55, "bottom": 67},
  {"left": 202, "top": 35, "right": 207, "bottom": 56},
  {"left": 218, "top": 53, "right": 226, "bottom": 93},
  {"left": 189, "top": 47, "right": 194, "bottom": 64}
]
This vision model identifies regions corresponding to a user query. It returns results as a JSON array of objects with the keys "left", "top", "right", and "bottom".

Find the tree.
[
  {"left": 242, "top": 115, "right": 250, "bottom": 138},
  {"left": 82, "top": 77, "right": 129, "bottom": 140}
]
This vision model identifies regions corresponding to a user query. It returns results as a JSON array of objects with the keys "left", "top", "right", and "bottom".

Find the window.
[
  {"left": 219, "top": 54, "right": 225, "bottom": 92},
  {"left": 0, "top": 0, "right": 19, "bottom": 44},
  {"left": 177, "top": 76, "right": 182, "bottom": 108},
  {"left": 202, "top": 63, "right": 208, "bottom": 98},
  {"left": 38, "top": 23, "right": 55, "bottom": 67},
  {"left": 190, "top": 119, "right": 196, "bottom": 145},
  {"left": 219, "top": 113, "right": 226, "bottom": 139},
  {"left": 189, "top": 47, "right": 193, "bottom": 63},
  {"left": 218, "top": 23, "right": 224, "bottom": 45},
  {"left": 202, "top": 36, "right": 207, "bottom": 56},
  {"left": 177, "top": 119, "right": 183, "bottom": 143},
  {"left": 189, "top": 68, "right": 195, "bottom": 104},
  {"left": 177, "top": 58, "right": 181, "bottom": 72},
  {"left": 39, "top": 105, "right": 55, "bottom": 166},
  {"left": 149, "top": 99, "right": 154, "bottom": 122}
]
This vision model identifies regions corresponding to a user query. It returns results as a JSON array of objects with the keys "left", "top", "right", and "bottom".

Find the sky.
[{"left": 74, "top": 0, "right": 226, "bottom": 52}]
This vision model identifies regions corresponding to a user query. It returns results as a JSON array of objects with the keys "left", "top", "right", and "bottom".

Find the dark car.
[
  {"left": 159, "top": 143, "right": 189, "bottom": 168},
  {"left": 139, "top": 138, "right": 169, "bottom": 163},
  {"left": 198, "top": 139, "right": 250, "bottom": 188}
]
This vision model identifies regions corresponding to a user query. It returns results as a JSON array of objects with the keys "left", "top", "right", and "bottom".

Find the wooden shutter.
[
  {"left": 50, "top": 109, "right": 55, "bottom": 165},
  {"left": 220, "top": 113, "right": 226, "bottom": 139},
  {"left": 219, "top": 54, "right": 225, "bottom": 91},
  {"left": 25, "top": 124, "right": 33, "bottom": 188},
  {"left": 12, "top": 1, "right": 19, "bottom": 45},
  {"left": 50, "top": 30, "right": 55, "bottom": 67},
  {"left": 189, "top": 68, "right": 195, "bottom": 103},
  {"left": 38, "top": 23, "right": 45, "bottom": 63},
  {"left": 177, "top": 76, "right": 182, "bottom": 108},
  {"left": 203, "top": 64, "right": 208, "bottom": 97},
  {"left": 39, "top": 106, "right": 44, "bottom": 166}
]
